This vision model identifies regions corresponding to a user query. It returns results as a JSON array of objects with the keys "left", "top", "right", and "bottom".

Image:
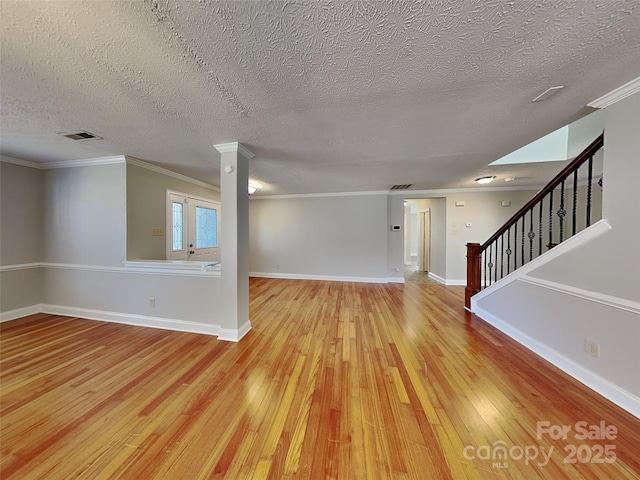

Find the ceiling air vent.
[
  {"left": 60, "top": 131, "right": 103, "bottom": 142},
  {"left": 390, "top": 184, "right": 412, "bottom": 190}
]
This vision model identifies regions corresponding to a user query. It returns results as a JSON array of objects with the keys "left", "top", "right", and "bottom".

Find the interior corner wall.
[
  {"left": 475, "top": 91, "right": 640, "bottom": 409},
  {"left": 249, "top": 195, "right": 389, "bottom": 281},
  {"left": 126, "top": 163, "right": 220, "bottom": 260},
  {"left": 0, "top": 161, "right": 45, "bottom": 313},
  {"left": 386, "top": 195, "right": 405, "bottom": 280}
]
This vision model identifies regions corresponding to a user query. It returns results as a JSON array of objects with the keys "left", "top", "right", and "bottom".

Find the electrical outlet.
[
  {"left": 149, "top": 298, "right": 156, "bottom": 308},
  {"left": 584, "top": 339, "right": 600, "bottom": 358}
]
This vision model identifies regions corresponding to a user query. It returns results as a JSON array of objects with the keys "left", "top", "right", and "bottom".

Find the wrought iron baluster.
[
  {"left": 520, "top": 217, "right": 525, "bottom": 268},
  {"left": 500, "top": 233, "right": 504, "bottom": 281},
  {"left": 528, "top": 208, "right": 534, "bottom": 261},
  {"left": 506, "top": 228, "right": 512, "bottom": 275},
  {"left": 494, "top": 240, "right": 498, "bottom": 284},
  {"left": 514, "top": 220, "right": 518, "bottom": 269},
  {"left": 483, "top": 249, "right": 487, "bottom": 290},
  {"left": 548, "top": 189, "right": 554, "bottom": 249},
  {"left": 487, "top": 245, "right": 493, "bottom": 287},
  {"left": 586, "top": 153, "right": 594, "bottom": 227},
  {"left": 572, "top": 169, "right": 578, "bottom": 236},
  {"left": 538, "top": 198, "right": 543, "bottom": 257},
  {"left": 558, "top": 179, "right": 566, "bottom": 243}
]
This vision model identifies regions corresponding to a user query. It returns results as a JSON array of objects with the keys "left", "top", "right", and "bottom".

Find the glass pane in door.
[
  {"left": 195, "top": 206, "right": 217, "bottom": 248},
  {"left": 172, "top": 202, "right": 184, "bottom": 251}
]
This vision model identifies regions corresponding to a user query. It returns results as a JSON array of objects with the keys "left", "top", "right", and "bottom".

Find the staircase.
[{"left": 465, "top": 133, "right": 604, "bottom": 309}]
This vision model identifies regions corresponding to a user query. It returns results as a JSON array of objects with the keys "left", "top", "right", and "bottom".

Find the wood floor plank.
[{"left": 1, "top": 278, "right": 639, "bottom": 479}]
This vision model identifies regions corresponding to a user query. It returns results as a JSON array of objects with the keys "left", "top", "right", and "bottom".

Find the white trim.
[
  {"left": 250, "top": 186, "right": 543, "bottom": 200},
  {"left": 393, "top": 186, "right": 544, "bottom": 196},
  {"left": 217, "top": 321, "right": 252, "bottom": 342},
  {"left": 0, "top": 262, "right": 42, "bottom": 272},
  {"left": 444, "top": 279, "right": 466, "bottom": 286},
  {"left": 0, "top": 261, "right": 220, "bottom": 277},
  {"left": 122, "top": 260, "right": 221, "bottom": 276},
  {"left": 250, "top": 191, "right": 389, "bottom": 200},
  {"left": 428, "top": 272, "right": 446, "bottom": 284},
  {"left": 250, "top": 272, "right": 389, "bottom": 284},
  {"left": 127, "top": 157, "right": 218, "bottom": 191},
  {"left": 519, "top": 276, "right": 640, "bottom": 315},
  {"left": 588, "top": 76, "right": 640, "bottom": 109},
  {"left": 40, "top": 304, "right": 220, "bottom": 336},
  {"left": 213, "top": 142, "right": 255, "bottom": 159},
  {"left": 1, "top": 304, "right": 42, "bottom": 322},
  {"left": 471, "top": 219, "right": 612, "bottom": 306},
  {"left": 0, "top": 155, "right": 43, "bottom": 169},
  {"left": 387, "top": 277, "right": 405, "bottom": 284},
  {"left": 472, "top": 305, "right": 640, "bottom": 419},
  {"left": 45, "top": 155, "right": 126, "bottom": 169}
]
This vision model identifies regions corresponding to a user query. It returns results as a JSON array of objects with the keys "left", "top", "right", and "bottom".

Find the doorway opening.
[{"left": 403, "top": 198, "right": 446, "bottom": 284}]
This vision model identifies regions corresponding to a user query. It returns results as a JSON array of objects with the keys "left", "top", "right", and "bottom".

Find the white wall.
[
  {"left": 474, "top": 92, "right": 640, "bottom": 415},
  {"left": 249, "top": 195, "right": 391, "bottom": 281}
]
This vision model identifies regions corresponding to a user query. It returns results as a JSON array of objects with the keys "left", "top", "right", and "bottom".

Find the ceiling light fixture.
[
  {"left": 475, "top": 176, "right": 496, "bottom": 185},
  {"left": 248, "top": 182, "right": 259, "bottom": 195},
  {"left": 504, "top": 177, "right": 516, "bottom": 182}
]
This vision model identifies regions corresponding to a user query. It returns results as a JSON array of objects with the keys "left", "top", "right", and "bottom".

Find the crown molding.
[
  {"left": 587, "top": 77, "right": 640, "bottom": 109},
  {"left": 45, "top": 155, "right": 126, "bottom": 169},
  {"left": 126, "top": 157, "right": 219, "bottom": 191},
  {"left": 213, "top": 142, "right": 255, "bottom": 159},
  {"left": 0, "top": 155, "right": 43, "bottom": 169},
  {"left": 250, "top": 190, "right": 389, "bottom": 200},
  {"left": 1, "top": 154, "right": 126, "bottom": 169}
]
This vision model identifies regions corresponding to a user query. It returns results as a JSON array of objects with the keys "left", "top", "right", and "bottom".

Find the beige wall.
[
  {"left": 443, "top": 189, "right": 539, "bottom": 281},
  {"left": 249, "top": 195, "right": 389, "bottom": 280},
  {"left": 126, "top": 163, "right": 220, "bottom": 260},
  {"left": 0, "top": 161, "right": 45, "bottom": 312}
]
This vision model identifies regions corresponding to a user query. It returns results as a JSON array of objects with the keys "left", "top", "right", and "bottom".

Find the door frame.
[
  {"left": 418, "top": 209, "right": 430, "bottom": 272},
  {"left": 166, "top": 189, "right": 221, "bottom": 261}
]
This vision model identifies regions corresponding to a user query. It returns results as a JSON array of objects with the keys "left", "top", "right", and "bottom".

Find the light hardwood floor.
[{"left": 1, "top": 278, "right": 639, "bottom": 479}]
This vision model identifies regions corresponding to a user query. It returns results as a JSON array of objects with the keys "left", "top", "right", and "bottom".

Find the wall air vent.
[
  {"left": 61, "top": 131, "right": 103, "bottom": 142},
  {"left": 390, "top": 184, "right": 412, "bottom": 190}
]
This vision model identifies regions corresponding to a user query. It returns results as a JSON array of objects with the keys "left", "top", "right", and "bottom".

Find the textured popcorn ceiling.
[{"left": 1, "top": 0, "right": 639, "bottom": 194}]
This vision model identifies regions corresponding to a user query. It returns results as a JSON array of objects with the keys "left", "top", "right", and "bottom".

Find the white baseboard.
[
  {"left": 2, "top": 304, "right": 255, "bottom": 343},
  {"left": 218, "top": 321, "right": 252, "bottom": 342},
  {"left": 445, "top": 279, "right": 466, "bottom": 286},
  {"left": 0, "top": 304, "right": 42, "bottom": 322},
  {"left": 387, "top": 276, "right": 405, "bottom": 284},
  {"left": 40, "top": 304, "right": 221, "bottom": 337},
  {"left": 250, "top": 272, "right": 389, "bottom": 284},
  {"left": 427, "top": 272, "right": 446, "bottom": 284},
  {"left": 473, "top": 305, "right": 640, "bottom": 419}
]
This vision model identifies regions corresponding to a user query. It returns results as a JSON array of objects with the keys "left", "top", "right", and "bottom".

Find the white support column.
[{"left": 213, "top": 142, "right": 254, "bottom": 341}]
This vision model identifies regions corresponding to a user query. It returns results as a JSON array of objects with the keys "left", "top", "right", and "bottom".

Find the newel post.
[{"left": 465, "top": 243, "right": 482, "bottom": 310}]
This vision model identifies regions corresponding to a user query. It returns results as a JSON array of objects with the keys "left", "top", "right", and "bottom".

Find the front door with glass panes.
[{"left": 168, "top": 192, "right": 220, "bottom": 262}]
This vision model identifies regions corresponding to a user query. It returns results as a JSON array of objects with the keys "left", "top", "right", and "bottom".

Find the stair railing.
[{"left": 465, "top": 133, "right": 604, "bottom": 309}]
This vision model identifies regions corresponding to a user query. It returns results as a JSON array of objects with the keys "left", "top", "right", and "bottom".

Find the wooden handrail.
[{"left": 481, "top": 133, "right": 603, "bottom": 250}]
